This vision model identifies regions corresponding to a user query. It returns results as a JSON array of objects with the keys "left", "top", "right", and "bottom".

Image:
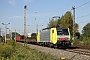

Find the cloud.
[
  {"left": 9, "top": 0, "right": 16, "bottom": 5},
  {"left": 24, "top": 0, "right": 33, "bottom": 3}
]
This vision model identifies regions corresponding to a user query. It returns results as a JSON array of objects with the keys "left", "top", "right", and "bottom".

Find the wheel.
[{"left": 53, "top": 44, "right": 57, "bottom": 49}]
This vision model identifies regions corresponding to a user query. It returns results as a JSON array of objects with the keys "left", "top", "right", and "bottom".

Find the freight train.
[
  {"left": 37, "top": 27, "right": 71, "bottom": 48},
  {"left": 16, "top": 27, "right": 71, "bottom": 48}
]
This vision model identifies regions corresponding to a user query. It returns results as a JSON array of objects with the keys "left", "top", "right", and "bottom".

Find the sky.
[{"left": 0, "top": 0, "right": 90, "bottom": 35}]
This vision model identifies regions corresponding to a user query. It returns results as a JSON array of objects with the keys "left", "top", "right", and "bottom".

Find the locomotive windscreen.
[{"left": 57, "top": 28, "right": 69, "bottom": 35}]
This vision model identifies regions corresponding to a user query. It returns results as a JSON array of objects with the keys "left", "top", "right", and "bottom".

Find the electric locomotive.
[{"left": 37, "top": 27, "right": 71, "bottom": 48}]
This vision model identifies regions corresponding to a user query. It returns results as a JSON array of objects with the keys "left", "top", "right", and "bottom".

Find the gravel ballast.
[{"left": 19, "top": 43, "right": 90, "bottom": 60}]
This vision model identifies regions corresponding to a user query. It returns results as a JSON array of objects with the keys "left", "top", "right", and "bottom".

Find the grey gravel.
[{"left": 18, "top": 42, "right": 90, "bottom": 60}]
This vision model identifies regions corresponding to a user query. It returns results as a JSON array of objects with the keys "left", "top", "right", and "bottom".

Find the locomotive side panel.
[
  {"left": 40, "top": 30, "right": 50, "bottom": 42},
  {"left": 50, "top": 28, "right": 57, "bottom": 44}
]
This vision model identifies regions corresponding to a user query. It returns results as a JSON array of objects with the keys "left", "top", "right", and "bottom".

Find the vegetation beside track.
[
  {"left": 72, "top": 37, "right": 90, "bottom": 46},
  {"left": 0, "top": 40, "right": 60, "bottom": 60}
]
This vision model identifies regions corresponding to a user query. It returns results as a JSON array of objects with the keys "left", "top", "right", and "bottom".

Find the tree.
[
  {"left": 74, "top": 23, "right": 79, "bottom": 32},
  {"left": 47, "top": 19, "right": 58, "bottom": 28},
  {"left": 58, "top": 11, "right": 73, "bottom": 35},
  {"left": 82, "top": 23, "right": 90, "bottom": 37},
  {"left": 31, "top": 33, "right": 36, "bottom": 37},
  {"left": 75, "top": 32, "right": 80, "bottom": 39},
  {"left": 47, "top": 11, "right": 79, "bottom": 37},
  {"left": 31, "top": 33, "right": 37, "bottom": 39}
]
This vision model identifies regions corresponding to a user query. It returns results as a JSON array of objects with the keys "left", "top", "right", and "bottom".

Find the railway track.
[
  {"left": 65, "top": 49, "right": 90, "bottom": 56},
  {"left": 35, "top": 43, "right": 90, "bottom": 56},
  {"left": 18, "top": 41, "right": 90, "bottom": 56},
  {"left": 40, "top": 44, "right": 90, "bottom": 56},
  {"left": 18, "top": 42, "right": 90, "bottom": 60}
]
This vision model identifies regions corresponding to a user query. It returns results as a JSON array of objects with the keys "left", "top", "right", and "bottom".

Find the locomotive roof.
[{"left": 42, "top": 27, "right": 68, "bottom": 30}]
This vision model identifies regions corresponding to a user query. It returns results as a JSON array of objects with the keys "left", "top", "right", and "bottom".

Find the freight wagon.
[
  {"left": 16, "top": 35, "right": 24, "bottom": 42},
  {"left": 37, "top": 27, "right": 71, "bottom": 48}
]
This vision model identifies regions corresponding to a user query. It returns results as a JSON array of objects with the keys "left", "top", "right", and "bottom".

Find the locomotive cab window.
[
  {"left": 52, "top": 30, "right": 54, "bottom": 33},
  {"left": 57, "top": 30, "right": 62, "bottom": 35},
  {"left": 57, "top": 29, "right": 69, "bottom": 35},
  {"left": 63, "top": 29, "right": 69, "bottom": 35}
]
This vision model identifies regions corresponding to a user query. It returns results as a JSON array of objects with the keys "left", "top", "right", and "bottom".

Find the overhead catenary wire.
[
  {"left": 74, "top": 1, "right": 90, "bottom": 21},
  {"left": 76, "top": 1, "right": 90, "bottom": 9},
  {"left": 35, "top": 1, "right": 90, "bottom": 30},
  {"left": 78, "top": 6, "right": 90, "bottom": 11},
  {"left": 75, "top": 13, "right": 90, "bottom": 19}
]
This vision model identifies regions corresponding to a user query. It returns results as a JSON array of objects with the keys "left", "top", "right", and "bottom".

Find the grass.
[
  {"left": 15, "top": 43, "right": 60, "bottom": 60},
  {"left": 0, "top": 40, "right": 61, "bottom": 60}
]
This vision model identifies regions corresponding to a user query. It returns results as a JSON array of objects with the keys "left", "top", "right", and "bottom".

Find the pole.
[
  {"left": 0, "top": 28, "right": 1, "bottom": 36},
  {"left": 24, "top": 5, "right": 27, "bottom": 46},
  {"left": 9, "top": 28, "right": 10, "bottom": 40},
  {"left": 2, "top": 23, "right": 10, "bottom": 43},
  {"left": 5, "top": 25, "right": 7, "bottom": 43},
  {"left": 72, "top": 6, "right": 75, "bottom": 40},
  {"left": 10, "top": 23, "right": 12, "bottom": 40},
  {"left": 37, "top": 24, "right": 38, "bottom": 34},
  {"left": 15, "top": 29, "right": 16, "bottom": 42},
  {"left": 35, "top": 12, "right": 37, "bottom": 33}
]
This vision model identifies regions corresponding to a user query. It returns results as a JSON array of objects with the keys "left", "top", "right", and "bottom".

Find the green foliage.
[
  {"left": 0, "top": 40, "right": 16, "bottom": 59},
  {"left": 82, "top": 37, "right": 90, "bottom": 46},
  {"left": 31, "top": 33, "right": 36, "bottom": 37},
  {"left": 48, "top": 19, "right": 58, "bottom": 27},
  {"left": 27, "top": 33, "right": 37, "bottom": 40},
  {"left": 6, "top": 40, "right": 16, "bottom": 47},
  {"left": 58, "top": 11, "right": 73, "bottom": 36},
  {"left": 74, "top": 23, "right": 79, "bottom": 32},
  {"left": 73, "top": 23, "right": 90, "bottom": 46},
  {"left": 30, "top": 33, "right": 37, "bottom": 39},
  {"left": 14, "top": 43, "right": 60, "bottom": 60},
  {"left": 82, "top": 23, "right": 90, "bottom": 46},
  {"left": 47, "top": 11, "right": 79, "bottom": 36},
  {"left": 31, "top": 36, "right": 37, "bottom": 39},
  {"left": 72, "top": 35, "right": 90, "bottom": 46},
  {"left": 0, "top": 44, "right": 13, "bottom": 58},
  {"left": 0, "top": 40, "right": 61, "bottom": 60},
  {"left": 73, "top": 39, "right": 80, "bottom": 45},
  {"left": 82, "top": 23, "right": 90, "bottom": 37},
  {"left": 74, "top": 32, "right": 80, "bottom": 39},
  {"left": 60, "top": 11, "right": 73, "bottom": 28}
]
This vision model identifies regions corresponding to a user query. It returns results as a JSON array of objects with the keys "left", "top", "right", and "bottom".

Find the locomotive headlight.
[{"left": 58, "top": 38, "right": 59, "bottom": 40}]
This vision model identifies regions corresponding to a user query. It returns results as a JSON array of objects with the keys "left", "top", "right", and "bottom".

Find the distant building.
[{"left": 28, "top": 33, "right": 31, "bottom": 37}]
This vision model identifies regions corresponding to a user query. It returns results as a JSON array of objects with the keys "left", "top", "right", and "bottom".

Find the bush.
[
  {"left": 0, "top": 44, "right": 14, "bottom": 58},
  {"left": 6, "top": 40, "right": 16, "bottom": 46},
  {"left": 0, "top": 40, "right": 16, "bottom": 59},
  {"left": 30, "top": 36, "right": 37, "bottom": 39},
  {"left": 73, "top": 39, "right": 80, "bottom": 45},
  {"left": 82, "top": 37, "right": 90, "bottom": 46}
]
